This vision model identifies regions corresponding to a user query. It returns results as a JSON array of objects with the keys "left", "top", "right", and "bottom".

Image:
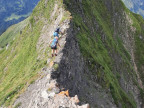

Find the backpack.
[
  {"left": 53, "top": 32, "right": 59, "bottom": 37},
  {"left": 51, "top": 38, "right": 58, "bottom": 48}
]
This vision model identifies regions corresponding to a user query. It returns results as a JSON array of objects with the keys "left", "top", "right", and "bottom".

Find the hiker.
[
  {"left": 49, "top": 36, "right": 60, "bottom": 57},
  {"left": 53, "top": 27, "right": 60, "bottom": 38}
]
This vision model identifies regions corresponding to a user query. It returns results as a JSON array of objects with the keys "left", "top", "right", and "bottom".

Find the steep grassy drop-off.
[
  {"left": 0, "top": 0, "right": 50, "bottom": 106},
  {"left": 0, "top": 0, "right": 144, "bottom": 108},
  {"left": 0, "top": 0, "right": 72, "bottom": 107},
  {"left": 0, "top": 19, "right": 29, "bottom": 48},
  {"left": 0, "top": 20, "right": 44, "bottom": 106},
  {"left": 54, "top": 0, "right": 144, "bottom": 107}
]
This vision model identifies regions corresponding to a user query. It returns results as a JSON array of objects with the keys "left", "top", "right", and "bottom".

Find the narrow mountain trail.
[
  {"left": 131, "top": 50, "right": 144, "bottom": 89},
  {"left": 124, "top": 13, "right": 144, "bottom": 90},
  {"left": 13, "top": 3, "right": 89, "bottom": 108},
  {"left": 0, "top": 0, "right": 143, "bottom": 107}
]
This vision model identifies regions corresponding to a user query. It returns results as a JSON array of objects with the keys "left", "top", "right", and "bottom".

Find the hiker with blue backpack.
[
  {"left": 49, "top": 27, "right": 62, "bottom": 57},
  {"left": 49, "top": 36, "right": 60, "bottom": 57}
]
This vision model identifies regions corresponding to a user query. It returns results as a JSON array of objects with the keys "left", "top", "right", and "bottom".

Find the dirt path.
[
  {"left": 131, "top": 50, "right": 144, "bottom": 89},
  {"left": 13, "top": 3, "right": 89, "bottom": 108}
]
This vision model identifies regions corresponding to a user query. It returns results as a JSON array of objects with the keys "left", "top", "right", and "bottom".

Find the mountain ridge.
[{"left": 0, "top": 0, "right": 144, "bottom": 107}]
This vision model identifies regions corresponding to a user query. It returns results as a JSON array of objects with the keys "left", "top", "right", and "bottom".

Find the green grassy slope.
[
  {"left": 0, "top": 0, "right": 59, "bottom": 106},
  {"left": 64, "top": 0, "right": 144, "bottom": 107},
  {"left": 0, "top": 0, "right": 144, "bottom": 107},
  {"left": 0, "top": 19, "right": 29, "bottom": 48},
  {"left": 133, "top": 14, "right": 144, "bottom": 99}
]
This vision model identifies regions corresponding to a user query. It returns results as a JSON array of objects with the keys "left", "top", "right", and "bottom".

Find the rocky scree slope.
[{"left": 0, "top": 0, "right": 144, "bottom": 108}]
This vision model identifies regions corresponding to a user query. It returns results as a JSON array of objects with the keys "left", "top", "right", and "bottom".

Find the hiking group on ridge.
[{"left": 49, "top": 27, "right": 61, "bottom": 57}]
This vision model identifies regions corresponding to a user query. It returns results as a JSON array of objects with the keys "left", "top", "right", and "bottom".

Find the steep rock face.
[
  {"left": 52, "top": 23, "right": 117, "bottom": 108},
  {"left": 53, "top": 0, "right": 144, "bottom": 108}
]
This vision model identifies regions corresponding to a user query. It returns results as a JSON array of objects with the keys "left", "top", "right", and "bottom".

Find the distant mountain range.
[
  {"left": 0, "top": 0, "right": 39, "bottom": 35},
  {"left": 122, "top": 0, "right": 144, "bottom": 17}
]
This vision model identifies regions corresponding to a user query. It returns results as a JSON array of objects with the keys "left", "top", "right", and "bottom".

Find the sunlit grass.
[{"left": 4, "top": 13, "right": 31, "bottom": 22}]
